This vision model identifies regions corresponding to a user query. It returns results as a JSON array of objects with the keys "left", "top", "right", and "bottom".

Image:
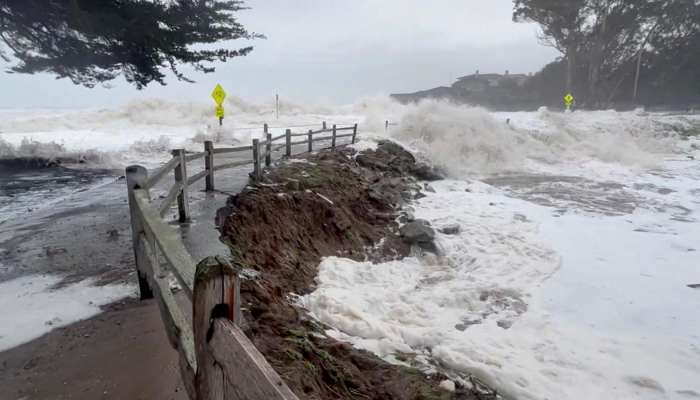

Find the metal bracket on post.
[
  {"left": 204, "top": 141, "right": 214, "bottom": 192},
  {"left": 125, "top": 165, "right": 154, "bottom": 300},
  {"left": 172, "top": 149, "right": 190, "bottom": 223},
  {"left": 264, "top": 124, "right": 272, "bottom": 167},
  {"left": 285, "top": 129, "right": 292, "bottom": 157},
  {"left": 331, "top": 124, "right": 337, "bottom": 148}
]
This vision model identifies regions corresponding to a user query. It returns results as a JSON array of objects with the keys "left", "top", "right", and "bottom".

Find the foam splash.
[
  {"left": 0, "top": 136, "right": 112, "bottom": 167},
  {"left": 0, "top": 96, "right": 696, "bottom": 172},
  {"left": 382, "top": 100, "right": 689, "bottom": 177}
]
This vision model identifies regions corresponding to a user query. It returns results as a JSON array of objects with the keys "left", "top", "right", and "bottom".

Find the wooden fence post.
[
  {"left": 252, "top": 138, "right": 261, "bottom": 180},
  {"left": 331, "top": 124, "right": 337, "bottom": 148},
  {"left": 172, "top": 149, "right": 190, "bottom": 223},
  {"left": 385, "top": 120, "right": 389, "bottom": 133},
  {"left": 307, "top": 129, "right": 313, "bottom": 153},
  {"left": 265, "top": 124, "right": 272, "bottom": 167},
  {"left": 204, "top": 141, "right": 214, "bottom": 192},
  {"left": 125, "top": 165, "right": 154, "bottom": 300},
  {"left": 285, "top": 128, "right": 292, "bottom": 157},
  {"left": 322, "top": 121, "right": 327, "bottom": 130},
  {"left": 351, "top": 123, "right": 358, "bottom": 144},
  {"left": 193, "top": 257, "right": 241, "bottom": 399}
]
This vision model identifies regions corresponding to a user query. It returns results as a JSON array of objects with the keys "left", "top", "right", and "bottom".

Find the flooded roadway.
[{"left": 0, "top": 153, "right": 253, "bottom": 288}]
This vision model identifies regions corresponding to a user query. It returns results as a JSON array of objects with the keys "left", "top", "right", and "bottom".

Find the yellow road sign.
[
  {"left": 211, "top": 84, "right": 227, "bottom": 105},
  {"left": 216, "top": 105, "right": 224, "bottom": 119},
  {"left": 564, "top": 93, "right": 574, "bottom": 106}
]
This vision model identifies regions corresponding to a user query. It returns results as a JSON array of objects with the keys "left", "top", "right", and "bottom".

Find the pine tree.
[{"left": 0, "top": 0, "right": 262, "bottom": 88}]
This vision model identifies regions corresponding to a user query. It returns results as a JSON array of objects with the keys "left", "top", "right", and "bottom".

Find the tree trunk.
[
  {"left": 632, "top": 23, "right": 658, "bottom": 105},
  {"left": 566, "top": 45, "right": 576, "bottom": 93},
  {"left": 589, "top": 7, "right": 608, "bottom": 108},
  {"left": 633, "top": 49, "right": 643, "bottom": 104}
]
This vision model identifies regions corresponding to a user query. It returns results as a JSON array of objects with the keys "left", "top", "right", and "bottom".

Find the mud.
[{"left": 218, "top": 142, "right": 482, "bottom": 400}]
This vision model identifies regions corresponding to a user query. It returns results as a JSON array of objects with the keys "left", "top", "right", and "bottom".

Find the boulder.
[
  {"left": 368, "top": 181, "right": 401, "bottom": 205},
  {"left": 285, "top": 178, "right": 301, "bottom": 191},
  {"left": 356, "top": 154, "right": 389, "bottom": 171},
  {"left": 439, "top": 224, "right": 460, "bottom": 235},
  {"left": 410, "top": 162, "right": 444, "bottom": 181},
  {"left": 376, "top": 141, "right": 416, "bottom": 163},
  {"left": 398, "top": 212, "right": 415, "bottom": 223},
  {"left": 400, "top": 220, "right": 435, "bottom": 245}
]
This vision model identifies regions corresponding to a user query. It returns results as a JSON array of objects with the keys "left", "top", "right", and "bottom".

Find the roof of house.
[{"left": 457, "top": 73, "right": 528, "bottom": 81}]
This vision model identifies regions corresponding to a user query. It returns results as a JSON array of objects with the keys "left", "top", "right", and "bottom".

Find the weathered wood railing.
[{"left": 125, "top": 121, "right": 358, "bottom": 399}]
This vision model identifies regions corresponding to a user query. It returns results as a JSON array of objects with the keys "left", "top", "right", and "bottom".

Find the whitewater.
[
  {"left": 2, "top": 97, "right": 699, "bottom": 399},
  {"left": 304, "top": 100, "right": 700, "bottom": 400}
]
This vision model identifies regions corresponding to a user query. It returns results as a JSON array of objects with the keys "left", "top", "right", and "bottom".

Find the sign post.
[
  {"left": 211, "top": 84, "right": 227, "bottom": 126},
  {"left": 564, "top": 93, "right": 575, "bottom": 111}
]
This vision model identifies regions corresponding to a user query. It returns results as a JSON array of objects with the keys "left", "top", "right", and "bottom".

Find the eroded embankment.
[{"left": 217, "top": 142, "right": 481, "bottom": 400}]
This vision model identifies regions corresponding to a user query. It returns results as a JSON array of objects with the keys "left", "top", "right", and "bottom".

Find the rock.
[
  {"left": 355, "top": 154, "right": 389, "bottom": 171},
  {"left": 377, "top": 141, "right": 413, "bottom": 159},
  {"left": 439, "top": 380, "right": 456, "bottom": 392},
  {"left": 398, "top": 212, "right": 415, "bottom": 223},
  {"left": 410, "top": 162, "right": 444, "bottom": 181},
  {"left": 688, "top": 284, "right": 700, "bottom": 289},
  {"left": 454, "top": 319, "right": 481, "bottom": 331},
  {"left": 423, "top": 183, "right": 436, "bottom": 193},
  {"left": 400, "top": 220, "right": 435, "bottom": 246},
  {"left": 368, "top": 181, "right": 401, "bottom": 205},
  {"left": 285, "top": 179, "right": 300, "bottom": 191},
  {"left": 497, "top": 319, "right": 513, "bottom": 329},
  {"left": 414, "top": 192, "right": 427, "bottom": 200},
  {"left": 439, "top": 224, "right": 460, "bottom": 235},
  {"left": 356, "top": 154, "right": 389, "bottom": 171}
]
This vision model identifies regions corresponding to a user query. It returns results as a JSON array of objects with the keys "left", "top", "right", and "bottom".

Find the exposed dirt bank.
[{"left": 217, "top": 142, "right": 484, "bottom": 400}]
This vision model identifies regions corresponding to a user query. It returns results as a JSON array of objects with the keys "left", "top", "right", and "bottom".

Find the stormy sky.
[{"left": 0, "top": 0, "right": 559, "bottom": 108}]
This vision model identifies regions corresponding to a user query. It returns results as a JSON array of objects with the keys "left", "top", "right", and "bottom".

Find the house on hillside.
[
  {"left": 390, "top": 70, "right": 537, "bottom": 110},
  {"left": 452, "top": 71, "right": 529, "bottom": 92}
]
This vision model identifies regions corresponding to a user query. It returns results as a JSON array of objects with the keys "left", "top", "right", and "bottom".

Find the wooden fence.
[{"left": 125, "top": 122, "right": 358, "bottom": 399}]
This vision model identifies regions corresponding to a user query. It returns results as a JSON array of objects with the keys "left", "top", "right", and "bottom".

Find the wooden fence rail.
[{"left": 126, "top": 121, "right": 358, "bottom": 399}]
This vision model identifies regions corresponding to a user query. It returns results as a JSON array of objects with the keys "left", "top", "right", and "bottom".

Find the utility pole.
[{"left": 275, "top": 93, "right": 279, "bottom": 120}]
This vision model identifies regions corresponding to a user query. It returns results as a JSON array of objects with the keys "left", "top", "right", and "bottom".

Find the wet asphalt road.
[
  {"left": 0, "top": 156, "right": 252, "bottom": 288},
  {"left": 0, "top": 138, "right": 347, "bottom": 287}
]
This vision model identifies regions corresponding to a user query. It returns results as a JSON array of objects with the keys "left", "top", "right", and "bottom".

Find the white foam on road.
[{"left": 0, "top": 275, "right": 135, "bottom": 351}]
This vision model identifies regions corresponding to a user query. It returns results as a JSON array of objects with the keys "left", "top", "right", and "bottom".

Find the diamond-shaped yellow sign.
[
  {"left": 211, "top": 84, "right": 227, "bottom": 106},
  {"left": 564, "top": 93, "right": 574, "bottom": 105}
]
